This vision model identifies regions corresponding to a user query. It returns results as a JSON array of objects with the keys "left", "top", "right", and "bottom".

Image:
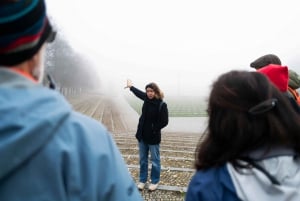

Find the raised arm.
[{"left": 125, "top": 79, "right": 146, "bottom": 101}]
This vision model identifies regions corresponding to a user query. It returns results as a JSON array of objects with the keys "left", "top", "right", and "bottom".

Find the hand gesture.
[{"left": 124, "top": 79, "right": 133, "bottom": 89}]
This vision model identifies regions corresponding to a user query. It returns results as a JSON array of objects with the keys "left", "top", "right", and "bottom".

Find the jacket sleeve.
[
  {"left": 185, "top": 172, "right": 216, "bottom": 201},
  {"left": 185, "top": 167, "right": 240, "bottom": 201},
  {"left": 158, "top": 102, "right": 169, "bottom": 129},
  {"left": 94, "top": 131, "right": 143, "bottom": 201},
  {"left": 130, "top": 86, "right": 146, "bottom": 101}
]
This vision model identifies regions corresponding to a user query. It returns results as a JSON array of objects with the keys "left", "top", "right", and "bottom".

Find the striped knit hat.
[{"left": 0, "top": 0, "right": 53, "bottom": 66}]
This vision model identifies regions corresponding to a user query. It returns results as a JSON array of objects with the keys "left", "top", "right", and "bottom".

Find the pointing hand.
[{"left": 124, "top": 79, "right": 133, "bottom": 89}]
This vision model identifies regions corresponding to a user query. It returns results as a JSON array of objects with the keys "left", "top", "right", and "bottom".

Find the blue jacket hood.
[{"left": 0, "top": 71, "right": 71, "bottom": 180}]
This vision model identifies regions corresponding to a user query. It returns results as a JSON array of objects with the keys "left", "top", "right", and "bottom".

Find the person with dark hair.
[
  {"left": 0, "top": 1, "right": 142, "bottom": 200},
  {"left": 125, "top": 79, "right": 169, "bottom": 191},
  {"left": 185, "top": 70, "right": 300, "bottom": 201}
]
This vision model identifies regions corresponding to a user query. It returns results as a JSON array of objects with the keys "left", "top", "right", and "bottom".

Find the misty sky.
[{"left": 46, "top": 0, "right": 300, "bottom": 96}]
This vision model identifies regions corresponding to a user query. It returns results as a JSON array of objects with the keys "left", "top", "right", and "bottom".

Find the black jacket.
[{"left": 130, "top": 86, "right": 169, "bottom": 144}]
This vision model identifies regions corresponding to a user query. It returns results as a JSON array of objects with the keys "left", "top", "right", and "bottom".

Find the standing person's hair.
[
  {"left": 250, "top": 54, "right": 281, "bottom": 69},
  {"left": 195, "top": 70, "right": 300, "bottom": 170},
  {"left": 145, "top": 82, "right": 164, "bottom": 99}
]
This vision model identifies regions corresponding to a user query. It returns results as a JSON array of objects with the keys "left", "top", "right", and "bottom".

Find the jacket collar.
[{"left": 0, "top": 68, "right": 38, "bottom": 88}]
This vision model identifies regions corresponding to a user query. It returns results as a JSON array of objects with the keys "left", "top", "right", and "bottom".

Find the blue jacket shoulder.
[{"left": 185, "top": 165, "right": 240, "bottom": 201}]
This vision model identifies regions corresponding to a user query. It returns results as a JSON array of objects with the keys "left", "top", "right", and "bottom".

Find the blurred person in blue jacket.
[
  {"left": 186, "top": 70, "right": 300, "bottom": 201},
  {"left": 0, "top": 1, "right": 142, "bottom": 200}
]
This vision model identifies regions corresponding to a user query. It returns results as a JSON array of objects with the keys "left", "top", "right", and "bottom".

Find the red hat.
[{"left": 257, "top": 64, "right": 288, "bottom": 92}]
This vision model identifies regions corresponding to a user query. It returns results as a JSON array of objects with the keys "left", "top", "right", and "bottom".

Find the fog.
[{"left": 46, "top": 0, "right": 300, "bottom": 97}]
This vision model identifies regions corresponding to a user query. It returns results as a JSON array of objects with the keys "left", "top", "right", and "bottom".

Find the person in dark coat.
[{"left": 125, "top": 79, "right": 169, "bottom": 191}]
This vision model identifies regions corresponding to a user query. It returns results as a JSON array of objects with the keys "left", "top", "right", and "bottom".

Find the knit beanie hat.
[
  {"left": 0, "top": 0, "right": 53, "bottom": 66},
  {"left": 288, "top": 69, "right": 300, "bottom": 90},
  {"left": 257, "top": 64, "right": 288, "bottom": 92},
  {"left": 250, "top": 54, "right": 281, "bottom": 69}
]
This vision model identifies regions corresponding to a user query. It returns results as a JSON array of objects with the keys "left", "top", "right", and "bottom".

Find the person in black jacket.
[{"left": 125, "top": 79, "right": 169, "bottom": 191}]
